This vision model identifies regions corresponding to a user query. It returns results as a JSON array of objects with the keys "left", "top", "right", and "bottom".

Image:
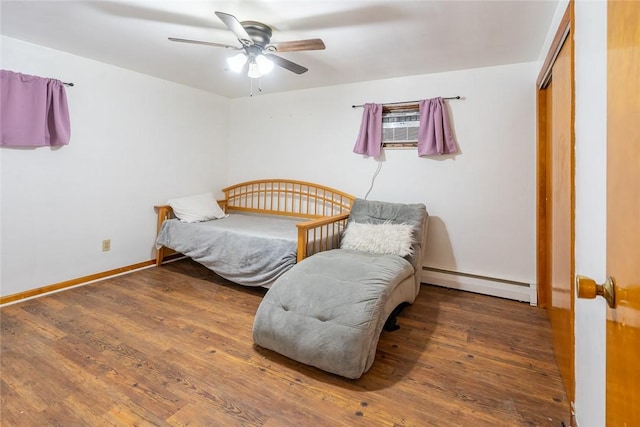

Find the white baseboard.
[{"left": 421, "top": 268, "right": 532, "bottom": 304}]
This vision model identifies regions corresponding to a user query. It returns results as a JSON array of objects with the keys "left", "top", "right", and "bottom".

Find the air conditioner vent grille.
[{"left": 382, "top": 110, "right": 419, "bottom": 143}]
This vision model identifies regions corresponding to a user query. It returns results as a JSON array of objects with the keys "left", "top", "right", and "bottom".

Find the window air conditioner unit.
[{"left": 382, "top": 110, "right": 420, "bottom": 143}]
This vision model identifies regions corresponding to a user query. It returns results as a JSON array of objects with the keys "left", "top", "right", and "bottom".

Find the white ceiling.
[{"left": 0, "top": 1, "right": 558, "bottom": 99}]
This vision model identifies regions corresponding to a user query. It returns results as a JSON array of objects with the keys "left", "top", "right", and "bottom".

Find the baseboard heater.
[{"left": 421, "top": 266, "right": 535, "bottom": 305}]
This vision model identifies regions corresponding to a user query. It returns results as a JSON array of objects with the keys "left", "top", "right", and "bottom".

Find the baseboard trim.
[
  {"left": 159, "top": 254, "right": 187, "bottom": 265},
  {"left": 0, "top": 260, "right": 156, "bottom": 306},
  {"left": 2, "top": 260, "right": 535, "bottom": 306},
  {"left": 421, "top": 267, "right": 532, "bottom": 304}
]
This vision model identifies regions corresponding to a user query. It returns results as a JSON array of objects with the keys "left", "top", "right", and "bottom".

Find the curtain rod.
[
  {"left": 63, "top": 82, "right": 74, "bottom": 87},
  {"left": 351, "top": 96, "right": 461, "bottom": 108}
]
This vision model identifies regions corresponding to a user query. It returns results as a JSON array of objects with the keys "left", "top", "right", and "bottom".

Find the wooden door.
[
  {"left": 606, "top": 0, "right": 640, "bottom": 423},
  {"left": 547, "top": 35, "right": 575, "bottom": 407},
  {"left": 536, "top": 3, "right": 575, "bottom": 409},
  {"left": 536, "top": 3, "right": 575, "bottom": 407}
]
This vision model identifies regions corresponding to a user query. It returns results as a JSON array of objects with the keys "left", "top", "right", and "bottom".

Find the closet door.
[
  {"left": 536, "top": 3, "right": 574, "bottom": 410},
  {"left": 547, "top": 34, "right": 575, "bottom": 407}
]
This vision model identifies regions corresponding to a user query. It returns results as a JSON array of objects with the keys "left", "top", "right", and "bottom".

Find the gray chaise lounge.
[{"left": 252, "top": 198, "right": 428, "bottom": 379}]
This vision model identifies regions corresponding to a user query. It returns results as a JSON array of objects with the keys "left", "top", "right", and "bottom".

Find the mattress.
[{"left": 155, "top": 213, "right": 302, "bottom": 287}]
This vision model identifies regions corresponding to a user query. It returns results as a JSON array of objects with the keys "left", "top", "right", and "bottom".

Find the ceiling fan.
[{"left": 169, "top": 11, "right": 325, "bottom": 79}]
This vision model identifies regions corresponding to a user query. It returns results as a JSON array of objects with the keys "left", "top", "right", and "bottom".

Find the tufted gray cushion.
[{"left": 253, "top": 249, "right": 414, "bottom": 378}]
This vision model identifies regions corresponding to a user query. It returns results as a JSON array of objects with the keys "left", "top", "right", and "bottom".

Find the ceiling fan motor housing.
[{"left": 241, "top": 21, "right": 272, "bottom": 47}]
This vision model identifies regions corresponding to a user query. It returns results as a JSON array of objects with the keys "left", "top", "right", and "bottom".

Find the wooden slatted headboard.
[{"left": 222, "top": 179, "right": 354, "bottom": 218}]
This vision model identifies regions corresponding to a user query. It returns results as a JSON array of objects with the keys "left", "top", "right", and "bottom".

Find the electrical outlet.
[{"left": 102, "top": 239, "right": 111, "bottom": 252}]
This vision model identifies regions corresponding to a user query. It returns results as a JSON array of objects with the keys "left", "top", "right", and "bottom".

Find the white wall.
[
  {"left": 228, "top": 62, "right": 538, "bottom": 287},
  {"left": 573, "top": 0, "right": 607, "bottom": 425},
  {"left": 0, "top": 36, "right": 230, "bottom": 297},
  {"left": 0, "top": 37, "right": 540, "bottom": 299}
]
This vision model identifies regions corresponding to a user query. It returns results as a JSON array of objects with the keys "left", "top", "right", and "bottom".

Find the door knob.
[{"left": 575, "top": 275, "right": 616, "bottom": 308}]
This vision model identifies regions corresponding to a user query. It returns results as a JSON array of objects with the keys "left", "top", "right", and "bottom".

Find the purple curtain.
[
  {"left": 0, "top": 70, "right": 71, "bottom": 147},
  {"left": 353, "top": 103, "right": 382, "bottom": 158},
  {"left": 417, "top": 97, "right": 457, "bottom": 156}
]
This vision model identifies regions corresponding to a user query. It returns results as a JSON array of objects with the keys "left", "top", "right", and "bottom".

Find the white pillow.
[
  {"left": 167, "top": 192, "right": 225, "bottom": 223},
  {"left": 341, "top": 222, "right": 414, "bottom": 257}
]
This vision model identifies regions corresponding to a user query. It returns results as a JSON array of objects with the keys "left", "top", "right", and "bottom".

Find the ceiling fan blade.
[
  {"left": 264, "top": 54, "right": 308, "bottom": 74},
  {"left": 266, "top": 39, "right": 325, "bottom": 53},
  {"left": 215, "top": 11, "right": 253, "bottom": 46},
  {"left": 168, "top": 37, "right": 240, "bottom": 49}
]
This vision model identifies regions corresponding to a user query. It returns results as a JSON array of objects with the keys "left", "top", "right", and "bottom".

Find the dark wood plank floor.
[{"left": 1, "top": 259, "right": 570, "bottom": 426}]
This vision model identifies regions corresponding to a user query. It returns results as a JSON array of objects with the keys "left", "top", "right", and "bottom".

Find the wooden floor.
[{"left": 1, "top": 259, "right": 570, "bottom": 426}]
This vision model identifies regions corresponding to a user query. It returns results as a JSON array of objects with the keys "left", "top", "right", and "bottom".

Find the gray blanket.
[{"left": 155, "top": 213, "right": 301, "bottom": 287}]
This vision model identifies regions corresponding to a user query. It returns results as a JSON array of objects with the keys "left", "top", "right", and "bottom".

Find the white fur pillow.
[
  {"left": 341, "top": 222, "right": 414, "bottom": 257},
  {"left": 167, "top": 192, "right": 226, "bottom": 223}
]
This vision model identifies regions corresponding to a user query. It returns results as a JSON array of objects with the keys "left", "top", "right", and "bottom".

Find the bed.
[{"left": 155, "top": 179, "right": 355, "bottom": 287}]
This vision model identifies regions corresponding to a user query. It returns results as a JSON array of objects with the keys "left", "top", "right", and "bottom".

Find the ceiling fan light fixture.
[
  {"left": 171, "top": 11, "right": 319, "bottom": 84},
  {"left": 255, "top": 55, "right": 274, "bottom": 76},
  {"left": 247, "top": 60, "right": 262, "bottom": 79},
  {"left": 227, "top": 52, "right": 247, "bottom": 73}
]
